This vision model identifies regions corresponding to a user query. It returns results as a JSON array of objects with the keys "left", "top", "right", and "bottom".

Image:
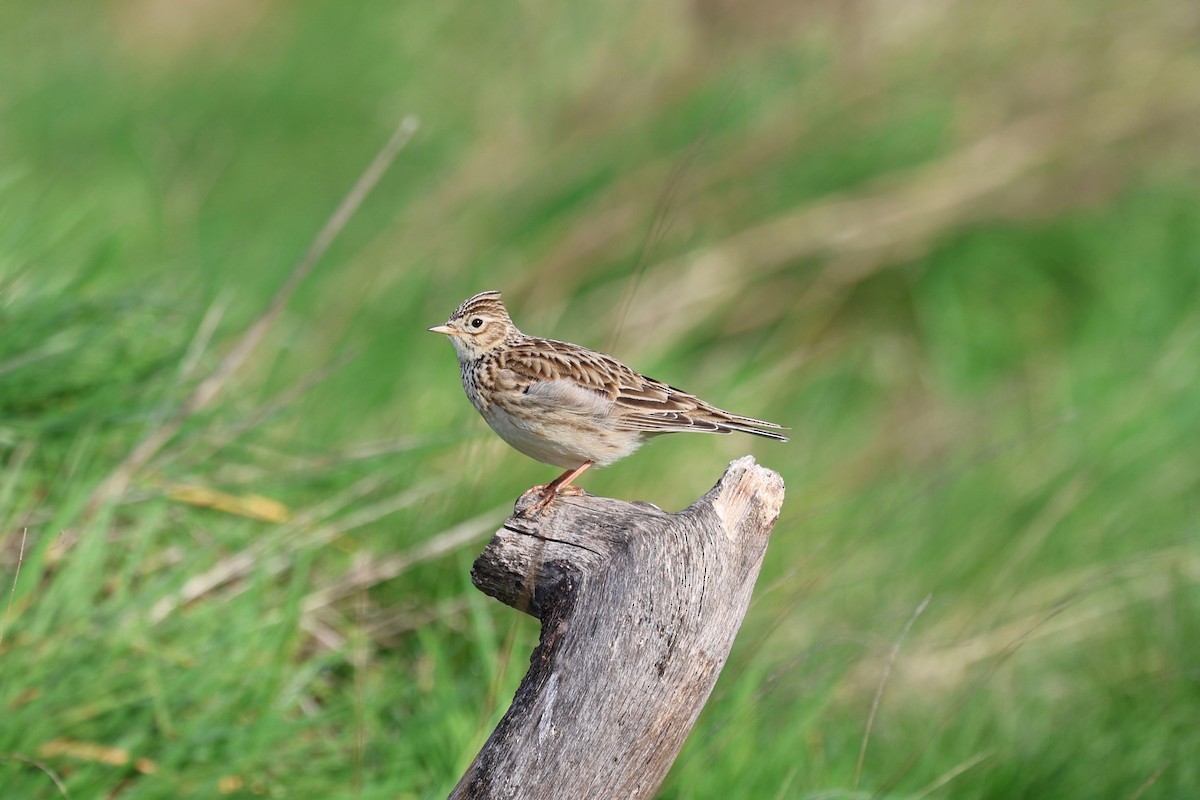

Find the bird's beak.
[{"left": 428, "top": 324, "right": 457, "bottom": 336}]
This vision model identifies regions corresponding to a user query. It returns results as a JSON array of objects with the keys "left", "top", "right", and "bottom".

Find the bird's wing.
[
  {"left": 612, "top": 379, "right": 789, "bottom": 441},
  {"left": 500, "top": 338, "right": 788, "bottom": 441}
]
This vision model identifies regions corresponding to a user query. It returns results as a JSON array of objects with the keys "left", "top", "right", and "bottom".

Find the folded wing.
[{"left": 501, "top": 338, "right": 789, "bottom": 442}]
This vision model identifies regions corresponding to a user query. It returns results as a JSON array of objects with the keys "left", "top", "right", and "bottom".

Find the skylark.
[{"left": 430, "top": 290, "right": 787, "bottom": 515}]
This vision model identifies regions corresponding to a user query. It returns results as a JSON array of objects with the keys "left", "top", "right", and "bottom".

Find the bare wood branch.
[{"left": 451, "top": 456, "right": 785, "bottom": 800}]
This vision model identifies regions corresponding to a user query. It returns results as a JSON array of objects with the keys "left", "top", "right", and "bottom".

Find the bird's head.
[{"left": 429, "top": 290, "right": 520, "bottom": 360}]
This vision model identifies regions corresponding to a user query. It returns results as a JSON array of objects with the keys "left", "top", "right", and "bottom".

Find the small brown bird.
[{"left": 430, "top": 290, "right": 787, "bottom": 515}]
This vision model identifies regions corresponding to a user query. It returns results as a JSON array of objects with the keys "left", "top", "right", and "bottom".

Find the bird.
[{"left": 429, "top": 290, "right": 787, "bottom": 515}]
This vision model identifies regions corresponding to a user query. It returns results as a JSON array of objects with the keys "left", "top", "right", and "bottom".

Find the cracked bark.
[{"left": 449, "top": 456, "right": 786, "bottom": 799}]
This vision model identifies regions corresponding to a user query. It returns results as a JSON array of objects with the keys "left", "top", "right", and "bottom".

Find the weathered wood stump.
[{"left": 450, "top": 456, "right": 785, "bottom": 799}]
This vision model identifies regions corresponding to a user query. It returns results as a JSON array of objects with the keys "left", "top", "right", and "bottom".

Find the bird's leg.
[
  {"left": 546, "top": 460, "right": 593, "bottom": 497},
  {"left": 521, "top": 461, "right": 594, "bottom": 516}
]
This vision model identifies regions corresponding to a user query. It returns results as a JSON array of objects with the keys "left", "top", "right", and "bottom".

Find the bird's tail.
[{"left": 715, "top": 413, "right": 789, "bottom": 442}]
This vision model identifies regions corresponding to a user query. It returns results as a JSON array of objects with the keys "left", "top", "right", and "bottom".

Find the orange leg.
[{"left": 522, "top": 461, "right": 594, "bottom": 516}]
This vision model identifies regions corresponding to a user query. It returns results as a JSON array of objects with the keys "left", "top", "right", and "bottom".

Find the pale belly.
[{"left": 480, "top": 402, "right": 643, "bottom": 469}]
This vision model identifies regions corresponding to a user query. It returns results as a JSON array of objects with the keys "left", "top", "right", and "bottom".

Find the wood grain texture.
[{"left": 450, "top": 456, "right": 785, "bottom": 800}]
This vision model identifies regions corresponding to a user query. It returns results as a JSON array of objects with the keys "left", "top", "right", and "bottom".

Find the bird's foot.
[
  {"left": 516, "top": 483, "right": 586, "bottom": 518},
  {"left": 516, "top": 462, "right": 594, "bottom": 518},
  {"left": 518, "top": 484, "right": 548, "bottom": 501}
]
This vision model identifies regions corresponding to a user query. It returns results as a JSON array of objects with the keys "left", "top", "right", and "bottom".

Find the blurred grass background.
[{"left": 2, "top": 1, "right": 1199, "bottom": 797}]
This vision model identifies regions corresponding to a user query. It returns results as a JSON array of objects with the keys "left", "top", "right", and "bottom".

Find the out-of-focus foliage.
[{"left": 1, "top": 1, "right": 1198, "bottom": 797}]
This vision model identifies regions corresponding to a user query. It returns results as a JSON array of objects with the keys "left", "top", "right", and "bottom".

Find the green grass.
[{"left": 2, "top": 2, "right": 1199, "bottom": 798}]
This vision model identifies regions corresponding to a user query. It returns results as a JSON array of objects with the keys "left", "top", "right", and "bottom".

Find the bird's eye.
[{"left": 470, "top": 318, "right": 484, "bottom": 329}]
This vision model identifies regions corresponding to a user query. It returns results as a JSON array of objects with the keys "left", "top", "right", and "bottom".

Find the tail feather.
[{"left": 716, "top": 416, "right": 789, "bottom": 442}]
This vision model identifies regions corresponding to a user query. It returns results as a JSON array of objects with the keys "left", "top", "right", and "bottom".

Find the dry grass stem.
[
  {"left": 902, "top": 550, "right": 1200, "bottom": 689},
  {"left": 911, "top": 751, "right": 994, "bottom": 799},
  {"left": 363, "top": 597, "right": 473, "bottom": 643},
  {"left": 146, "top": 474, "right": 414, "bottom": 622},
  {"left": 0, "top": 754, "right": 68, "bottom": 797},
  {"left": 173, "top": 349, "right": 361, "bottom": 472},
  {"left": 854, "top": 592, "right": 932, "bottom": 789},
  {"left": 203, "top": 435, "right": 444, "bottom": 485},
  {"left": 1129, "top": 763, "right": 1171, "bottom": 800},
  {"left": 0, "top": 528, "right": 28, "bottom": 649},
  {"left": 177, "top": 292, "right": 230, "bottom": 383},
  {"left": 301, "top": 507, "right": 504, "bottom": 613},
  {"left": 605, "top": 110, "right": 718, "bottom": 353},
  {"left": 618, "top": 82, "right": 1200, "bottom": 345},
  {"left": 86, "top": 115, "right": 420, "bottom": 517}
]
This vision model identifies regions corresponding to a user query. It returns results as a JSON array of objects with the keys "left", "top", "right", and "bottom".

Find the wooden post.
[{"left": 450, "top": 456, "right": 785, "bottom": 799}]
